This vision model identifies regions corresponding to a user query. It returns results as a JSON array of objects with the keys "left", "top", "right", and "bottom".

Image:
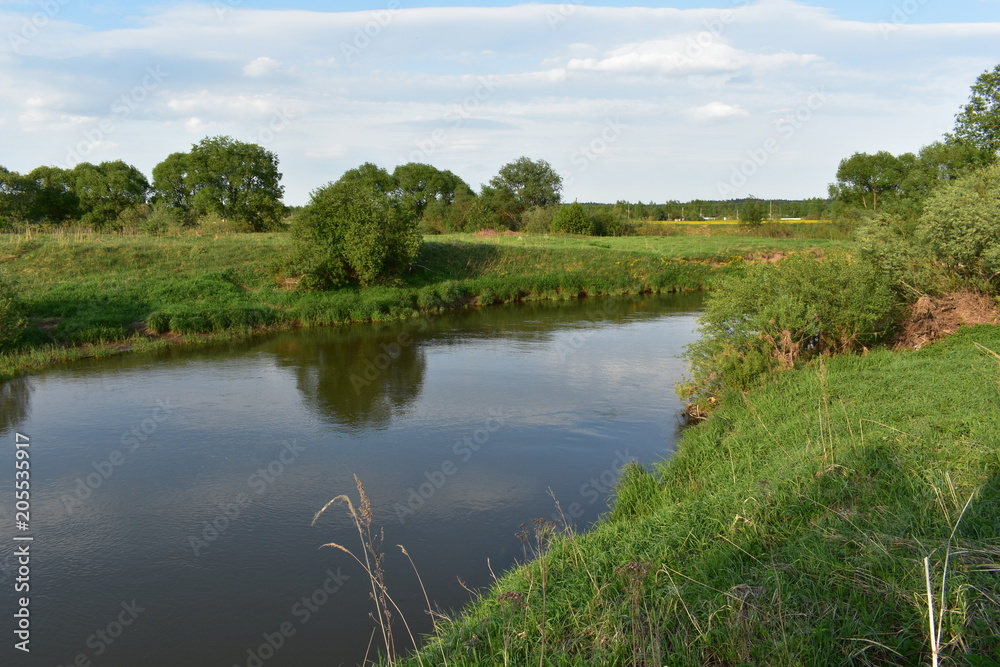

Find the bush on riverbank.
[
  {"left": 678, "top": 254, "right": 899, "bottom": 411},
  {"left": 0, "top": 269, "right": 25, "bottom": 351}
]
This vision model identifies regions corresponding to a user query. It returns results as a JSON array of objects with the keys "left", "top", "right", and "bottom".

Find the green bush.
[
  {"left": 0, "top": 270, "right": 26, "bottom": 351},
  {"left": 551, "top": 202, "right": 594, "bottom": 235},
  {"left": 141, "top": 202, "right": 192, "bottom": 235},
  {"left": 854, "top": 214, "right": 945, "bottom": 292},
  {"left": 680, "top": 254, "right": 899, "bottom": 406},
  {"left": 917, "top": 163, "right": 1000, "bottom": 281},
  {"left": 293, "top": 163, "right": 421, "bottom": 288},
  {"left": 591, "top": 209, "right": 632, "bottom": 237},
  {"left": 521, "top": 205, "right": 557, "bottom": 235}
]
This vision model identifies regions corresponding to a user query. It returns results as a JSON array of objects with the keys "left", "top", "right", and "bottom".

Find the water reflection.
[
  {"left": 272, "top": 293, "right": 706, "bottom": 432},
  {"left": 0, "top": 376, "right": 31, "bottom": 433},
  {"left": 274, "top": 322, "right": 427, "bottom": 430}
]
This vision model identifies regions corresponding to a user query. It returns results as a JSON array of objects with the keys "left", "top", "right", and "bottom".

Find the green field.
[{"left": 0, "top": 230, "right": 846, "bottom": 379}]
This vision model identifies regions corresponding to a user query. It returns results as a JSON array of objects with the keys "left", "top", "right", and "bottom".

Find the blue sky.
[{"left": 1, "top": 0, "right": 999, "bottom": 204}]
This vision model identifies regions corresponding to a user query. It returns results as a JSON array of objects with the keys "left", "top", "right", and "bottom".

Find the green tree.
[
  {"left": 917, "top": 162, "right": 1000, "bottom": 280},
  {"left": 151, "top": 152, "right": 194, "bottom": 213},
  {"left": 739, "top": 196, "right": 767, "bottom": 226},
  {"left": 26, "top": 166, "right": 78, "bottom": 222},
  {"left": 829, "top": 151, "right": 908, "bottom": 213},
  {"left": 480, "top": 157, "right": 562, "bottom": 228},
  {"left": 183, "top": 136, "right": 285, "bottom": 231},
  {"left": 952, "top": 64, "right": 1000, "bottom": 155},
  {"left": 681, "top": 255, "right": 898, "bottom": 406},
  {"left": 294, "top": 163, "right": 421, "bottom": 288},
  {"left": 918, "top": 139, "right": 997, "bottom": 183},
  {"left": 392, "top": 163, "right": 473, "bottom": 218},
  {"left": 71, "top": 160, "right": 150, "bottom": 228},
  {"left": 0, "top": 167, "right": 36, "bottom": 226},
  {"left": 591, "top": 208, "right": 630, "bottom": 236},
  {"left": 551, "top": 201, "right": 594, "bottom": 235}
]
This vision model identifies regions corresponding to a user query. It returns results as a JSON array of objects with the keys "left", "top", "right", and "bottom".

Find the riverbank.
[
  {"left": 0, "top": 231, "right": 845, "bottom": 380},
  {"left": 398, "top": 323, "right": 1000, "bottom": 665}
]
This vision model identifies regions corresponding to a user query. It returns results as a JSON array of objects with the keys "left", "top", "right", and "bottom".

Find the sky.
[{"left": 1, "top": 0, "right": 999, "bottom": 205}]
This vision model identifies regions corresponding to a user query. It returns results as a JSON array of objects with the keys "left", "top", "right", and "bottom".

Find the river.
[{"left": 0, "top": 292, "right": 703, "bottom": 666}]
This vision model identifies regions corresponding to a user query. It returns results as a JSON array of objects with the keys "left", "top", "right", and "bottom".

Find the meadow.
[{"left": 0, "top": 226, "right": 847, "bottom": 379}]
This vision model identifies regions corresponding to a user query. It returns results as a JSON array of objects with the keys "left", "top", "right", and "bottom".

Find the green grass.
[
  {"left": 425, "top": 231, "right": 847, "bottom": 258},
  {"left": 396, "top": 325, "right": 1000, "bottom": 666},
  {"left": 0, "top": 230, "right": 845, "bottom": 379}
]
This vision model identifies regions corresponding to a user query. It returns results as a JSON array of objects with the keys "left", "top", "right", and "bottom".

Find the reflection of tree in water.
[
  {"left": 271, "top": 293, "right": 702, "bottom": 430},
  {"left": 0, "top": 377, "right": 31, "bottom": 433},
  {"left": 274, "top": 323, "right": 426, "bottom": 430}
]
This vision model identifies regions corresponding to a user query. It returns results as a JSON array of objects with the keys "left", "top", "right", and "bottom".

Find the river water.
[{"left": 0, "top": 292, "right": 703, "bottom": 666}]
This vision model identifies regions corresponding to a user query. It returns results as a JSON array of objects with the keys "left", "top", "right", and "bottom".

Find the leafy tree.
[
  {"left": 71, "top": 161, "right": 150, "bottom": 228},
  {"left": 740, "top": 196, "right": 767, "bottom": 226},
  {"left": 26, "top": 166, "right": 78, "bottom": 222},
  {"left": 0, "top": 167, "right": 36, "bottom": 226},
  {"left": 392, "top": 163, "right": 473, "bottom": 218},
  {"left": 480, "top": 157, "right": 562, "bottom": 228},
  {"left": 167, "top": 136, "right": 285, "bottom": 231},
  {"left": 917, "top": 162, "right": 1000, "bottom": 280},
  {"left": 551, "top": 201, "right": 594, "bottom": 235},
  {"left": 952, "top": 64, "right": 1000, "bottom": 155},
  {"left": 829, "top": 151, "right": 907, "bottom": 212},
  {"left": 591, "top": 208, "right": 630, "bottom": 236},
  {"left": 294, "top": 163, "right": 421, "bottom": 288},
  {"left": 918, "top": 139, "right": 997, "bottom": 183},
  {"left": 151, "top": 152, "right": 194, "bottom": 213},
  {"left": 680, "top": 255, "right": 898, "bottom": 407}
]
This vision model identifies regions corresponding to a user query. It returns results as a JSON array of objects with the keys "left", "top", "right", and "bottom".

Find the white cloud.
[
  {"left": 686, "top": 102, "right": 750, "bottom": 121},
  {"left": 566, "top": 39, "right": 821, "bottom": 77},
  {"left": 242, "top": 56, "right": 282, "bottom": 77}
]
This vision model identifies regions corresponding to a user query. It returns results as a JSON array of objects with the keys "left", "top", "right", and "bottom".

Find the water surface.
[{"left": 0, "top": 293, "right": 703, "bottom": 666}]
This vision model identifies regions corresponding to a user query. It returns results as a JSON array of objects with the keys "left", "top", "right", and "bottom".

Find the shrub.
[
  {"left": 740, "top": 196, "right": 767, "bottom": 227},
  {"left": 0, "top": 270, "right": 26, "bottom": 351},
  {"left": 521, "top": 205, "right": 557, "bottom": 235},
  {"left": 680, "top": 254, "right": 899, "bottom": 407},
  {"left": 854, "top": 213, "right": 945, "bottom": 292},
  {"left": 293, "top": 164, "right": 421, "bottom": 288},
  {"left": 917, "top": 163, "right": 1000, "bottom": 281},
  {"left": 141, "top": 202, "right": 192, "bottom": 235},
  {"left": 551, "top": 202, "right": 594, "bottom": 235},
  {"left": 592, "top": 209, "right": 632, "bottom": 237}
]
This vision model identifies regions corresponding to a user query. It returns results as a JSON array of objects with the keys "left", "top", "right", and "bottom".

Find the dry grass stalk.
[{"left": 312, "top": 475, "right": 423, "bottom": 667}]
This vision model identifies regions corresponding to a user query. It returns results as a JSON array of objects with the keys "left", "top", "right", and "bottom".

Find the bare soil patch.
[{"left": 893, "top": 291, "right": 999, "bottom": 350}]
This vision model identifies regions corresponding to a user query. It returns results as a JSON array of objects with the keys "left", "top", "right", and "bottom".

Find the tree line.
[
  {"left": 0, "top": 136, "right": 286, "bottom": 232},
  {"left": 827, "top": 64, "right": 1000, "bottom": 219}
]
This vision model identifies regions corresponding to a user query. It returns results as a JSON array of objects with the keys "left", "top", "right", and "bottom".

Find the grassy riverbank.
[
  {"left": 396, "top": 324, "right": 1000, "bottom": 666},
  {"left": 0, "top": 230, "right": 845, "bottom": 379}
]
